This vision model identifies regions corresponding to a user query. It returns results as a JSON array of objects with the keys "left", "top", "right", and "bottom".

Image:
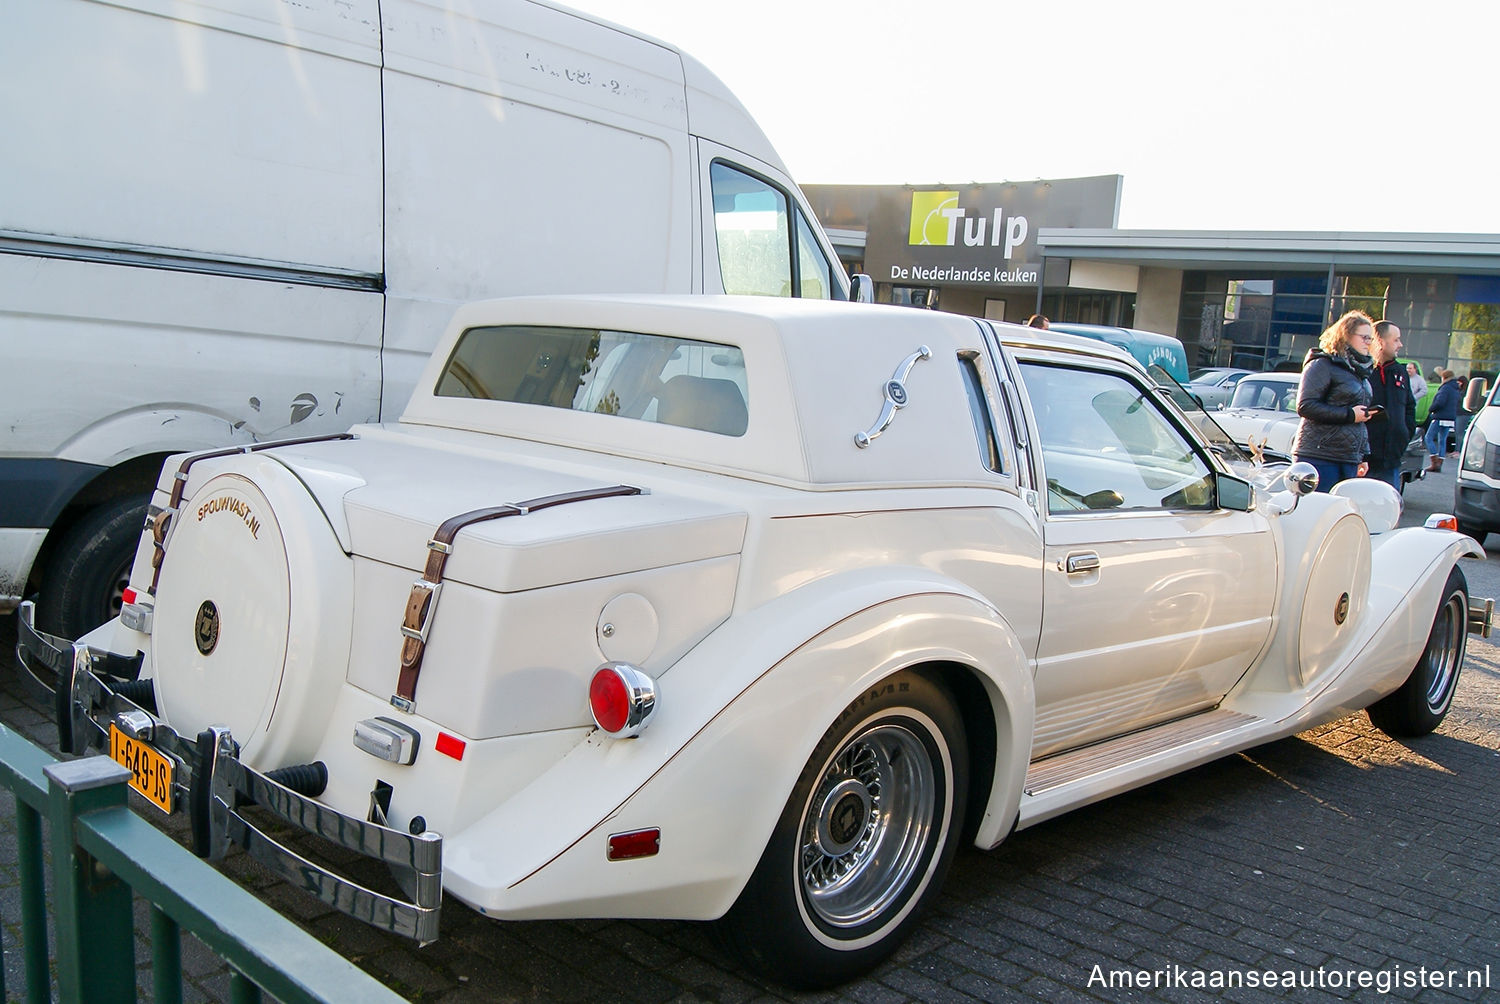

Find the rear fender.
[{"left": 440, "top": 570, "right": 1034, "bottom": 921}]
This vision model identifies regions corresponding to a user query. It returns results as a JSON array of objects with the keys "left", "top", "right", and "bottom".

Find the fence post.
[
  {"left": 44, "top": 756, "right": 137, "bottom": 1002},
  {"left": 17, "top": 798, "right": 51, "bottom": 1004}
]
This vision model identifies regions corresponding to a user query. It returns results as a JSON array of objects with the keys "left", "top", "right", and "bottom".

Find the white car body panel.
[{"left": 58, "top": 294, "right": 1483, "bottom": 943}]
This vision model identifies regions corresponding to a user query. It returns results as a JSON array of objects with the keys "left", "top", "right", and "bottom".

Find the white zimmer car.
[
  {"left": 1212, "top": 371, "right": 1303, "bottom": 455},
  {"left": 18, "top": 296, "right": 1491, "bottom": 989}
]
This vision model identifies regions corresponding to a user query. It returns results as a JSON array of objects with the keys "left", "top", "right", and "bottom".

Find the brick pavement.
[{"left": 3, "top": 607, "right": 1499, "bottom": 1002}]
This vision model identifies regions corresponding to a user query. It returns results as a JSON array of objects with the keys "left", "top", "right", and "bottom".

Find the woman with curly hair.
[{"left": 1292, "top": 310, "right": 1377, "bottom": 490}]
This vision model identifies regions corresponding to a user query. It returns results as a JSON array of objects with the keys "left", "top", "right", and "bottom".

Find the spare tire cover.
[{"left": 154, "top": 474, "right": 291, "bottom": 746}]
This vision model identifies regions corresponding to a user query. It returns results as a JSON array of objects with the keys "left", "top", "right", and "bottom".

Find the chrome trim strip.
[{"left": 0, "top": 230, "right": 383, "bottom": 292}]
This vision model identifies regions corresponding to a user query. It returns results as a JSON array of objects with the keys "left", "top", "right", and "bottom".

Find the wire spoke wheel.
[
  {"left": 721, "top": 671, "right": 968, "bottom": 990},
  {"left": 800, "top": 724, "right": 934, "bottom": 929}
]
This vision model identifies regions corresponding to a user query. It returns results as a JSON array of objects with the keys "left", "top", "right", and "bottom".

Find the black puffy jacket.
[{"left": 1292, "top": 349, "right": 1371, "bottom": 463}]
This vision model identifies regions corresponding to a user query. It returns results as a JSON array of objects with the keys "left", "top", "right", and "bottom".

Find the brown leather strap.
[
  {"left": 392, "top": 484, "right": 642, "bottom": 711},
  {"left": 149, "top": 433, "right": 356, "bottom": 594}
]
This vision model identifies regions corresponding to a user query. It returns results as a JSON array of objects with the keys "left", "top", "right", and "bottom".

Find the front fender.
[
  {"left": 1231, "top": 516, "right": 1483, "bottom": 726},
  {"left": 440, "top": 570, "right": 1035, "bottom": 921}
]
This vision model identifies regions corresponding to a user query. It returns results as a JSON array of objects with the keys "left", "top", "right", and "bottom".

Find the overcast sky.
[{"left": 565, "top": 0, "right": 1498, "bottom": 235}]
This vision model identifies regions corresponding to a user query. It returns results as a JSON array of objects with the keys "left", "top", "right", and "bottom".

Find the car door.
[{"left": 1016, "top": 357, "right": 1279, "bottom": 759}]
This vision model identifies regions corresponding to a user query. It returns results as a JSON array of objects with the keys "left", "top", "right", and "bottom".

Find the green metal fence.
[{"left": 0, "top": 722, "right": 408, "bottom": 1003}]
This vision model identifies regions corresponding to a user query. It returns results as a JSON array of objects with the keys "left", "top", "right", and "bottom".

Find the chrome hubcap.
[
  {"left": 1424, "top": 593, "right": 1466, "bottom": 712},
  {"left": 800, "top": 723, "right": 936, "bottom": 929}
]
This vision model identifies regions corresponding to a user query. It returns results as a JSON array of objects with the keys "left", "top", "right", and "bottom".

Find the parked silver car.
[{"left": 1185, "top": 367, "right": 1254, "bottom": 409}]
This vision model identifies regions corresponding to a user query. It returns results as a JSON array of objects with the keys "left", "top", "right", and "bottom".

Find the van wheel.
[
  {"left": 36, "top": 497, "right": 148, "bottom": 638},
  {"left": 1457, "top": 521, "right": 1488, "bottom": 546},
  {"left": 1368, "top": 567, "right": 1468, "bottom": 737},
  {"left": 720, "top": 671, "right": 967, "bottom": 990}
]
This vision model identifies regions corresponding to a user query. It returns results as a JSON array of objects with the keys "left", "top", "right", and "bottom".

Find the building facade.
[{"left": 805, "top": 180, "right": 1500, "bottom": 383}]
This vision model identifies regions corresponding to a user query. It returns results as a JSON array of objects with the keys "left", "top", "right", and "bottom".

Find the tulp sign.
[
  {"left": 805, "top": 176, "right": 1121, "bottom": 289},
  {"left": 908, "top": 190, "right": 1030, "bottom": 258}
]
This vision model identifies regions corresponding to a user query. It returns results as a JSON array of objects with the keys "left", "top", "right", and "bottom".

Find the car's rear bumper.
[{"left": 14, "top": 600, "right": 443, "bottom": 943}]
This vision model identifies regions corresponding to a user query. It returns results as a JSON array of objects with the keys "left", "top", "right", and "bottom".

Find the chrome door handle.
[{"left": 1062, "top": 551, "right": 1100, "bottom": 574}]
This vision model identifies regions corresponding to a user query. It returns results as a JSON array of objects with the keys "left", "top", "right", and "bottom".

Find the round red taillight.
[
  {"left": 590, "top": 668, "right": 629, "bottom": 733},
  {"left": 588, "top": 663, "right": 657, "bottom": 738}
]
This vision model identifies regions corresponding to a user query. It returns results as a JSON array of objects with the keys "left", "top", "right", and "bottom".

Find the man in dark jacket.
[{"left": 1363, "top": 321, "right": 1416, "bottom": 489}]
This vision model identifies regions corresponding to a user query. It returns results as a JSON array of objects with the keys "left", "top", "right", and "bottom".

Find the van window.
[
  {"left": 795, "top": 209, "right": 832, "bottom": 299},
  {"left": 710, "top": 162, "right": 838, "bottom": 300},
  {"left": 711, "top": 162, "right": 791, "bottom": 297},
  {"left": 436, "top": 325, "right": 749, "bottom": 437}
]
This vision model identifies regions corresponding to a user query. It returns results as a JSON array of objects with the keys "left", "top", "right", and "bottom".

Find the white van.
[
  {"left": 2, "top": 0, "right": 854, "bottom": 635},
  {"left": 1456, "top": 379, "right": 1500, "bottom": 543}
]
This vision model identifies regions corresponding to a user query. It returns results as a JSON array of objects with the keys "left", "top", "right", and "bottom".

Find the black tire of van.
[{"left": 37, "top": 496, "right": 148, "bottom": 638}]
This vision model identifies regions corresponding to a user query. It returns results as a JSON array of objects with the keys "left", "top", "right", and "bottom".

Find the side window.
[
  {"left": 958, "top": 353, "right": 1004, "bottom": 474},
  {"left": 710, "top": 162, "right": 839, "bottom": 299},
  {"left": 1019, "top": 363, "right": 1214, "bottom": 514},
  {"left": 711, "top": 161, "right": 791, "bottom": 297},
  {"left": 795, "top": 209, "right": 833, "bottom": 299}
]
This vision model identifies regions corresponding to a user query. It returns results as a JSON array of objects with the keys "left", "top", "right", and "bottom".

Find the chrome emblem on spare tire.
[{"left": 195, "top": 600, "right": 220, "bottom": 656}]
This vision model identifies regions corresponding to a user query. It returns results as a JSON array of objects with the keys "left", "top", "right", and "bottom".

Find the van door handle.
[{"left": 1062, "top": 551, "right": 1100, "bottom": 574}]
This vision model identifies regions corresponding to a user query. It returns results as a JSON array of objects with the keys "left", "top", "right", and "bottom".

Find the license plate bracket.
[{"left": 109, "top": 724, "right": 175, "bottom": 814}]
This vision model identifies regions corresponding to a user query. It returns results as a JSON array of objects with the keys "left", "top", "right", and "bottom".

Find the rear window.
[{"left": 436, "top": 325, "right": 749, "bottom": 436}]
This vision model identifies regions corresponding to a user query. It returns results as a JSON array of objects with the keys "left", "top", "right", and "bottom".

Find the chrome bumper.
[
  {"left": 1470, "top": 596, "right": 1495, "bottom": 638},
  {"left": 15, "top": 601, "right": 442, "bottom": 943}
]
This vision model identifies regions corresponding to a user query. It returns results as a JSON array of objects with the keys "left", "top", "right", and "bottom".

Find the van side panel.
[
  {"left": 2, "top": 254, "right": 383, "bottom": 465},
  {"left": 1, "top": 0, "right": 383, "bottom": 273},
  {"left": 378, "top": 0, "right": 694, "bottom": 414}
]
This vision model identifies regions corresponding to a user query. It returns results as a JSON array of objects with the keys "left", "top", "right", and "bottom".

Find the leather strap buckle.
[{"left": 399, "top": 579, "right": 442, "bottom": 645}]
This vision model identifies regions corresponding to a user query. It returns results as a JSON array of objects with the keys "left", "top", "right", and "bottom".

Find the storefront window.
[
  {"left": 1186, "top": 273, "right": 1500, "bottom": 381},
  {"left": 1183, "top": 273, "right": 1327, "bottom": 370}
]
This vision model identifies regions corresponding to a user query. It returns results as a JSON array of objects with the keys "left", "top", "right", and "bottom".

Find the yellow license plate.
[{"left": 109, "top": 724, "right": 175, "bottom": 814}]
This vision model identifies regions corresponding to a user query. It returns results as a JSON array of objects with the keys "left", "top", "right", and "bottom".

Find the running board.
[{"left": 1018, "top": 708, "right": 1263, "bottom": 828}]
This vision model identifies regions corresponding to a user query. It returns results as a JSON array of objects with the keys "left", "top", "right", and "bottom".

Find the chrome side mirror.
[
  {"left": 1285, "top": 462, "right": 1319, "bottom": 496},
  {"left": 1269, "top": 461, "right": 1318, "bottom": 515},
  {"left": 850, "top": 273, "right": 874, "bottom": 303}
]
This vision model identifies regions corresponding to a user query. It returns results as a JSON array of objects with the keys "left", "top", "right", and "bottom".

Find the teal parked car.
[{"left": 1047, "top": 322, "right": 1190, "bottom": 384}]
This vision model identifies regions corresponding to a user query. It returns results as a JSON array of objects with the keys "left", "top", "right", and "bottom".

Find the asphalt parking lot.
[{"left": 3, "top": 466, "right": 1499, "bottom": 1002}]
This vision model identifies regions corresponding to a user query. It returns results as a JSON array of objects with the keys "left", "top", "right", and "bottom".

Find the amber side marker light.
[
  {"left": 588, "top": 663, "right": 657, "bottom": 738},
  {"left": 1425, "top": 514, "right": 1460, "bottom": 531},
  {"left": 607, "top": 828, "right": 661, "bottom": 861}
]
